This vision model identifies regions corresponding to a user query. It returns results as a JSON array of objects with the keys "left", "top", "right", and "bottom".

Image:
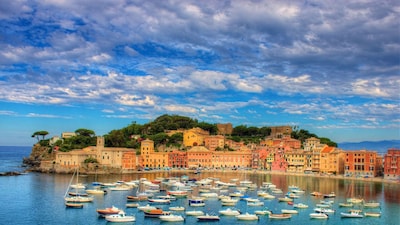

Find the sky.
[{"left": 0, "top": 0, "right": 399, "bottom": 146}]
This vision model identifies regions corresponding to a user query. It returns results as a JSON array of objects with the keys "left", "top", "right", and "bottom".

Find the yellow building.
[
  {"left": 183, "top": 127, "right": 209, "bottom": 147},
  {"left": 320, "top": 146, "right": 345, "bottom": 174},
  {"left": 285, "top": 150, "right": 306, "bottom": 173},
  {"left": 140, "top": 139, "right": 168, "bottom": 169}
]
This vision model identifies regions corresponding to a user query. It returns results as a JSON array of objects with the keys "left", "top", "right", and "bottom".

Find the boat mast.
[{"left": 64, "top": 168, "right": 77, "bottom": 198}]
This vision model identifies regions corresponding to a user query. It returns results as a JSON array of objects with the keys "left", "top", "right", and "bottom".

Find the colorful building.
[
  {"left": 319, "top": 146, "right": 345, "bottom": 175},
  {"left": 213, "top": 150, "right": 252, "bottom": 169},
  {"left": 183, "top": 127, "right": 209, "bottom": 147},
  {"left": 168, "top": 150, "right": 187, "bottom": 168},
  {"left": 186, "top": 146, "right": 212, "bottom": 168},
  {"left": 204, "top": 135, "right": 225, "bottom": 151},
  {"left": 344, "top": 150, "right": 379, "bottom": 178},
  {"left": 140, "top": 139, "right": 169, "bottom": 169},
  {"left": 384, "top": 148, "right": 400, "bottom": 180}
]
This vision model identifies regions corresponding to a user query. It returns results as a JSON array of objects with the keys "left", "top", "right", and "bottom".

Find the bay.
[{"left": 0, "top": 146, "right": 399, "bottom": 225}]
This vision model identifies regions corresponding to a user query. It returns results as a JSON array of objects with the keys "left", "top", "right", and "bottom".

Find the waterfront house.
[
  {"left": 344, "top": 150, "right": 379, "bottom": 178},
  {"left": 384, "top": 148, "right": 400, "bottom": 180}
]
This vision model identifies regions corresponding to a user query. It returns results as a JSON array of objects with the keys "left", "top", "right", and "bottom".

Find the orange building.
[
  {"left": 183, "top": 127, "right": 209, "bottom": 147},
  {"left": 344, "top": 150, "right": 378, "bottom": 178},
  {"left": 384, "top": 148, "right": 400, "bottom": 180},
  {"left": 186, "top": 146, "right": 212, "bottom": 168},
  {"left": 168, "top": 150, "right": 187, "bottom": 168},
  {"left": 320, "top": 146, "right": 345, "bottom": 175},
  {"left": 212, "top": 150, "right": 252, "bottom": 169},
  {"left": 140, "top": 139, "right": 168, "bottom": 169}
]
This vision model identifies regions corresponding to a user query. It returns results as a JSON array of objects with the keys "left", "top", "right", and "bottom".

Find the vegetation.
[{"left": 33, "top": 114, "right": 337, "bottom": 151}]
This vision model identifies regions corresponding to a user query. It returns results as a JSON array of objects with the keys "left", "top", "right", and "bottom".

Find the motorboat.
[
  {"left": 236, "top": 213, "right": 258, "bottom": 221},
  {"left": 105, "top": 211, "right": 135, "bottom": 222},
  {"left": 159, "top": 214, "right": 184, "bottom": 222},
  {"left": 109, "top": 184, "right": 132, "bottom": 191},
  {"left": 347, "top": 197, "right": 363, "bottom": 204},
  {"left": 127, "top": 195, "right": 148, "bottom": 201},
  {"left": 96, "top": 206, "right": 121, "bottom": 216},
  {"left": 157, "top": 195, "right": 176, "bottom": 201},
  {"left": 143, "top": 208, "right": 171, "bottom": 218},
  {"left": 85, "top": 188, "right": 107, "bottom": 195},
  {"left": 310, "top": 212, "right": 328, "bottom": 219},
  {"left": 247, "top": 201, "right": 264, "bottom": 206},
  {"left": 148, "top": 198, "right": 170, "bottom": 204},
  {"left": 219, "top": 208, "right": 241, "bottom": 216},
  {"left": 169, "top": 206, "right": 185, "bottom": 211},
  {"left": 254, "top": 209, "right": 272, "bottom": 215},
  {"left": 310, "top": 191, "right": 322, "bottom": 196},
  {"left": 278, "top": 197, "right": 293, "bottom": 202},
  {"left": 188, "top": 199, "right": 206, "bottom": 207},
  {"left": 364, "top": 211, "right": 381, "bottom": 217},
  {"left": 126, "top": 203, "right": 139, "bottom": 208},
  {"left": 339, "top": 202, "right": 353, "bottom": 207},
  {"left": 314, "top": 208, "right": 335, "bottom": 214},
  {"left": 340, "top": 209, "right": 364, "bottom": 218},
  {"left": 137, "top": 204, "right": 157, "bottom": 211},
  {"left": 323, "top": 192, "right": 336, "bottom": 198},
  {"left": 185, "top": 210, "right": 205, "bottom": 216},
  {"left": 281, "top": 209, "right": 298, "bottom": 214},
  {"left": 363, "top": 201, "right": 380, "bottom": 208},
  {"left": 262, "top": 193, "right": 276, "bottom": 199},
  {"left": 293, "top": 203, "right": 308, "bottom": 208},
  {"left": 197, "top": 214, "right": 220, "bottom": 221},
  {"left": 64, "top": 195, "right": 94, "bottom": 203},
  {"left": 167, "top": 190, "right": 188, "bottom": 198},
  {"left": 268, "top": 213, "right": 291, "bottom": 219}
]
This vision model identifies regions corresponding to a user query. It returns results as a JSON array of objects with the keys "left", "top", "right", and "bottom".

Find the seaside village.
[{"left": 45, "top": 125, "right": 400, "bottom": 181}]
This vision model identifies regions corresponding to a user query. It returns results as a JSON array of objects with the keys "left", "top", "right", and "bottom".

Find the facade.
[
  {"left": 168, "top": 150, "right": 187, "bottom": 168},
  {"left": 285, "top": 149, "right": 306, "bottom": 173},
  {"left": 186, "top": 146, "right": 212, "bottom": 168},
  {"left": 384, "top": 148, "right": 400, "bottom": 180},
  {"left": 319, "top": 146, "right": 345, "bottom": 174},
  {"left": 204, "top": 135, "right": 225, "bottom": 151},
  {"left": 269, "top": 126, "right": 292, "bottom": 139},
  {"left": 61, "top": 132, "right": 76, "bottom": 139},
  {"left": 344, "top": 150, "right": 379, "bottom": 178},
  {"left": 212, "top": 150, "right": 252, "bottom": 169},
  {"left": 183, "top": 127, "right": 210, "bottom": 147},
  {"left": 140, "top": 139, "right": 168, "bottom": 169}
]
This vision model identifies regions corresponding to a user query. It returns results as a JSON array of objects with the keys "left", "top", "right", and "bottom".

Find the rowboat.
[
  {"left": 364, "top": 211, "right": 381, "bottom": 217},
  {"left": 310, "top": 212, "right": 328, "bottom": 219},
  {"left": 269, "top": 213, "right": 291, "bottom": 219},
  {"left": 236, "top": 213, "right": 259, "bottom": 221}
]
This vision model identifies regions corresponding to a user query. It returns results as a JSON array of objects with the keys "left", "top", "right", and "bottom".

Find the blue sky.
[{"left": 0, "top": 0, "right": 399, "bottom": 146}]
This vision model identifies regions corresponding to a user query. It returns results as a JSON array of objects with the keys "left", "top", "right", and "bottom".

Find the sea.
[{"left": 0, "top": 146, "right": 399, "bottom": 225}]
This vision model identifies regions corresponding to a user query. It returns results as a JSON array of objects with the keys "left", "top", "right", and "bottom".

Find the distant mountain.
[{"left": 338, "top": 140, "right": 400, "bottom": 154}]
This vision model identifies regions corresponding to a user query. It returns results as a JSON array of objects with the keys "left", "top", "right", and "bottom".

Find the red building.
[
  {"left": 384, "top": 148, "right": 400, "bottom": 180},
  {"left": 168, "top": 150, "right": 187, "bottom": 168},
  {"left": 344, "top": 150, "right": 378, "bottom": 178}
]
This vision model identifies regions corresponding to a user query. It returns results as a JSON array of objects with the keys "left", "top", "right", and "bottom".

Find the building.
[
  {"left": 344, "top": 150, "right": 379, "bottom": 178},
  {"left": 213, "top": 150, "right": 252, "bottom": 169},
  {"left": 319, "top": 146, "right": 345, "bottom": 175},
  {"left": 216, "top": 123, "right": 233, "bottom": 135},
  {"left": 384, "top": 148, "right": 400, "bottom": 180},
  {"left": 183, "top": 127, "right": 210, "bottom": 147},
  {"left": 140, "top": 139, "right": 168, "bottom": 169},
  {"left": 186, "top": 146, "right": 212, "bottom": 168},
  {"left": 61, "top": 132, "right": 76, "bottom": 139},
  {"left": 204, "top": 135, "right": 225, "bottom": 151},
  {"left": 168, "top": 150, "right": 187, "bottom": 168},
  {"left": 285, "top": 149, "right": 306, "bottom": 173},
  {"left": 269, "top": 126, "right": 292, "bottom": 139}
]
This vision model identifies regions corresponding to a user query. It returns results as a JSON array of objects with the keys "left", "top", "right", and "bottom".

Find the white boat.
[
  {"left": 85, "top": 188, "right": 107, "bottom": 195},
  {"left": 65, "top": 202, "right": 83, "bottom": 208},
  {"left": 200, "top": 192, "right": 218, "bottom": 198},
  {"left": 169, "top": 206, "right": 185, "bottom": 211},
  {"left": 219, "top": 208, "right": 241, "bottom": 216},
  {"left": 126, "top": 203, "right": 139, "bottom": 208},
  {"left": 220, "top": 197, "right": 239, "bottom": 203},
  {"left": 105, "top": 211, "right": 135, "bottom": 222},
  {"left": 340, "top": 209, "right": 364, "bottom": 218},
  {"left": 137, "top": 204, "right": 157, "bottom": 211},
  {"left": 293, "top": 203, "right": 308, "bottom": 208},
  {"left": 236, "top": 212, "right": 259, "bottom": 221},
  {"left": 64, "top": 168, "right": 94, "bottom": 203},
  {"left": 229, "top": 191, "right": 244, "bottom": 197},
  {"left": 255, "top": 209, "right": 272, "bottom": 215},
  {"left": 109, "top": 184, "right": 132, "bottom": 191},
  {"left": 281, "top": 209, "right": 298, "bottom": 214},
  {"left": 314, "top": 208, "right": 335, "bottom": 214},
  {"left": 159, "top": 214, "right": 185, "bottom": 222},
  {"left": 262, "top": 193, "right": 276, "bottom": 199},
  {"left": 278, "top": 197, "right": 293, "bottom": 202},
  {"left": 148, "top": 198, "right": 170, "bottom": 204},
  {"left": 310, "top": 212, "right": 328, "bottom": 219},
  {"left": 185, "top": 210, "right": 205, "bottom": 216},
  {"left": 363, "top": 201, "right": 380, "bottom": 208},
  {"left": 247, "top": 201, "right": 264, "bottom": 206},
  {"left": 364, "top": 211, "right": 381, "bottom": 217},
  {"left": 269, "top": 213, "right": 292, "bottom": 219},
  {"left": 157, "top": 195, "right": 176, "bottom": 201},
  {"left": 347, "top": 197, "right": 363, "bottom": 204},
  {"left": 339, "top": 202, "right": 353, "bottom": 207}
]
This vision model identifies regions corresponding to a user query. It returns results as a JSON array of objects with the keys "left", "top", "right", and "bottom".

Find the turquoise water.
[{"left": 0, "top": 146, "right": 399, "bottom": 225}]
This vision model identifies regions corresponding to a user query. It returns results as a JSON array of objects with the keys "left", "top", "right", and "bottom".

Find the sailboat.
[{"left": 64, "top": 167, "right": 93, "bottom": 204}]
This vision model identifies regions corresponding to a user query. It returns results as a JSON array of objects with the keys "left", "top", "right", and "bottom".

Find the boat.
[
  {"left": 126, "top": 203, "right": 139, "bottom": 208},
  {"left": 197, "top": 214, "right": 220, "bottom": 221},
  {"left": 261, "top": 193, "right": 276, "bottom": 199},
  {"left": 314, "top": 208, "right": 335, "bottom": 214},
  {"left": 148, "top": 198, "right": 170, "bottom": 204},
  {"left": 281, "top": 209, "right": 298, "bottom": 214},
  {"left": 310, "top": 191, "right": 323, "bottom": 196},
  {"left": 127, "top": 195, "right": 148, "bottom": 201},
  {"left": 309, "top": 212, "right": 329, "bottom": 219},
  {"left": 64, "top": 168, "right": 94, "bottom": 203},
  {"left": 347, "top": 197, "right": 363, "bottom": 204},
  {"left": 96, "top": 206, "right": 121, "bottom": 216},
  {"left": 339, "top": 202, "right": 353, "bottom": 207},
  {"left": 143, "top": 208, "right": 171, "bottom": 218},
  {"left": 293, "top": 203, "right": 308, "bottom": 208},
  {"left": 109, "top": 184, "right": 132, "bottom": 191},
  {"left": 323, "top": 192, "right": 336, "bottom": 198},
  {"left": 278, "top": 197, "right": 293, "bottom": 202},
  {"left": 169, "top": 206, "right": 185, "bottom": 211},
  {"left": 105, "top": 211, "right": 135, "bottom": 222},
  {"left": 364, "top": 211, "right": 381, "bottom": 217},
  {"left": 159, "top": 214, "right": 185, "bottom": 222},
  {"left": 185, "top": 210, "right": 205, "bottom": 216},
  {"left": 363, "top": 201, "right": 380, "bottom": 208},
  {"left": 137, "top": 204, "right": 157, "bottom": 211},
  {"left": 268, "top": 213, "right": 292, "bottom": 219},
  {"left": 65, "top": 202, "right": 83, "bottom": 208},
  {"left": 219, "top": 208, "right": 241, "bottom": 216},
  {"left": 247, "top": 201, "right": 264, "bottom": 206},
  {"left": 157, "top": 195, "right": 176, "bottom": 201},
  {"left": 236, "top": 213, "right": 259, "bottom": 221},
  {"left": 188, "top": 198, "right": 206, "bottom": 207},
  {"left": 255, "top": 209, "right": 272, "bottom": 215},
  {"left": 340, "top": 209, "right": 364, "bottom": 218},
  {"left": 167, "top": 190, "right": 188, "bottom": 198},
  {"left": 85, "top": 188, "right": 107, "bottom": 195}
]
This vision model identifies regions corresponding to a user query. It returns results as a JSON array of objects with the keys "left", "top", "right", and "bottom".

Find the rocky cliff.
[{"left": 22, "top": 144, "right": 55, "bottom": 172}]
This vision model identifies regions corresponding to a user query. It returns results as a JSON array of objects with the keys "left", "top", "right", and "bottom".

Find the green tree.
[
  {"left": 75, "top": 128, "right": 95, "bottom": 137},
  {"left": 31, "top": 131, "right": 49, "bottom": 142}
]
